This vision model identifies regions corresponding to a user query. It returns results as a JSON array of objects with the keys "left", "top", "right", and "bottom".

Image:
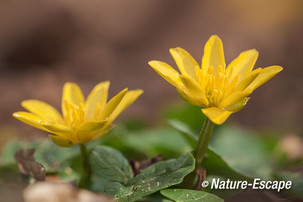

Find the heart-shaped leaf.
[
  {"left": 90, "top": 146, "right": 133, "bottom": 185},
  {"left": 98, "top": 152, "right": 195, "bottom": 202}
]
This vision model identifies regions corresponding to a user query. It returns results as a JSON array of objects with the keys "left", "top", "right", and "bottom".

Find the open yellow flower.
[
  {"left": 13, "top": 82, "right": 143, "bottom": 147},
  {"left": 149, "top": 35, "right": 282, "bottom": 125}
]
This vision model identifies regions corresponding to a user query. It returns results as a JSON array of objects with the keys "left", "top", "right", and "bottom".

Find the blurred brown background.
[{"left": 0, "top": 0, "right": 303, "bottom": 142}]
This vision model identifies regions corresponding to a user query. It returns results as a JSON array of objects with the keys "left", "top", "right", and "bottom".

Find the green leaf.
[
  {"left": 210, "top": 126, "right": 274, "bottom": 179},
  {"left": 161, "top": 189, "right": 223, "bottom": 202},
  {"left": 112, "top": 153, "right": 195, "bottom": 202},
  {"left": 0, "top": 140, "right": 22, "bottom": 165},
  {"left": 103, "top": 127, "right": 192, "bottom": 159},
  {"left": 90, "top": 146, "right": 133, "bottom": 185},
  {"left": 168, "top": 120, "right": 252, "bottom": 182},
  {"left": 0, "top": 139, "right": 78, "bottom": 172},
  {"left": 167, "top": 119, "right": 198, "bottom": 146},
  {"left": 121, "top": 119, "right": 148, "bottom": 131},
  {"left": 163, "top": 103, "right": 205, "bottom": 133},
  {"left": 203, "top": 148, "right": 252, "bottom": 181},
  {"left": 275, "top": 171, "right": 303, "bottom": 199},
  {"left": 202, "top": 149, "right": 252, "bottom": 198}
]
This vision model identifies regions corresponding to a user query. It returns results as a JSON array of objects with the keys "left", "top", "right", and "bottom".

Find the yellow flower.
[
  {"left": 13, "top": 82, "right": 143, "bottom": 147},
  {"left": 148, "top": 35, "right": 282, "bottom": 125}
]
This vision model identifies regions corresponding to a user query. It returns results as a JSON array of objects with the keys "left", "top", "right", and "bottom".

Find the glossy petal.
[
  {"left": 220, "top": 91, "right": 252, "bottom": 108},
  {"left": 246, "top": 65, "right": 283, "bottom": 91},
  {"left": 92, "top": 125, "right": 114, "bottom": 140},
  {"left": 177, "top": 89, "right": 205, "bottom": 107},
  {"left": 223, "top": 98, "right": 250, "bottom": 113},
  {"left": 202, "top": 35, "right": 226, "bottom": 74},
  {"left": 41, "top": 122, "right": 77, "bottom": 142},
  {"left": 232, "top": 68, "right": 262, "bottom": 93},
  {"left": 148, "top": 36, "right": 282, "bottom": 126},
  {"left": 85, "top": 81, "right": 110, "bottom": 119},
  {"left": 13, "top": 81, "right": 143, "bottom": 146},
  {"left": 77, "top": 120, "right": 108, "bottom": 143},
  {"left": 148, "top": 61, "right": 182, "bottom": 88},
  {"left": 49, "top": 135, "right": 75, "bottom": 147},
  {"left": 62, "top": 82, "right": 85, "bottom": 118},
  {"left": 227, "top": 49, "right": 259, "bottom": 81},
  {"left": 170, "top": 47, "right": 199, "bottom": 78},
  {"left": 77, "top": 120, "right": 107, "bottom": 133},
  {"left": 107, "top": 90, "right": 143, "bottom": 125},
  {"left": 99, "top": 88, "right": 128, "bottom": 120},
  {"left": 21, "top": 100, "right": 63, "bottom": 123},
  {"left": 179, "top": 75, "right": 209, "bottom": 106},
  {"left": 202, "top": 107, "right": 232, "bottom": 125},
  {"left": 13, "top": 112, "right": 48, "bottom": 131}
]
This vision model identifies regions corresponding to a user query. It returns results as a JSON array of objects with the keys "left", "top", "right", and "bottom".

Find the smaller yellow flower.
[
  {"left": 13, "top": 82, "right": 143, "bottom": 147},
  {"left": 149, "top": 35, "right": 282, "bottom": 125}
]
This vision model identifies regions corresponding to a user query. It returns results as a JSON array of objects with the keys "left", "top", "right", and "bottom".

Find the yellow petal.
[
  {"left": 227, "top": 49, "right": 259, "bottom": 81},
  {"left": 99, "top": 88, "right": 128, "bottom": 120},
  {"left": 169, "top": 47, "right": 199, "bottom": 78},
  {"left": 21, "top": 100, "right": 63, "bottom": 123},
  {"left": 223, "top": 98, "right": 250, "bottom": 113},
  {"left": 246, "top": 65, "right": 283, "bottom": 91},
  {"left": 177, "top": 88, "right": 206, "bottom": 107},
  {"left": 92, "top": 125, "right": 114, "bottom": 140},
  {"left": 107, "top": 90, "right": 143, "bottom": 125},
  {"left": 49, "top": 135, "right": 75, "bottom": 147},
  {"left": 232, "top": 68, "right": 262, "bottom": 93},
  {"left": 62, "top": 82, "right": 84, "bottom": 118},
  {"left": 85, "top": 81, "right": 110, "bottom": 120},
  {"left": 77, "top": 120, "right": 108, "bottom": 143},
  {"left": 41, "top": 122, "right": 77, "bottom": 142},
  {"left": 179, "top": 75, "right": 209, "bottom": 106},
  {"left": 148, "top": 61, "right": 182, "bottom": 88},
  {"left": 220, "top": 91, "right": 252, "bottom": 108},
  {"left": 13, "top": 112, "right": 49, "bottom": 132},
  {"left": 77, "top": 120, "right": 107, "bottom": 133},
  {"left": 201, "top": 35, "right": 226, "bottom": 74},
  {"left": 202, "top": 108, "right": 232, "bottom": 125}
]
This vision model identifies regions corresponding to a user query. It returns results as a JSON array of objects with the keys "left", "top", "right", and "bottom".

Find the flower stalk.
[
  {"left": 182, "top": 118, "right": 214, "bottom": 189},
  {"left": 193, "top": 118, "right": 215, "bottom": 168},
  {"left": 79, "top": 144, "right": 91, "bottom": 188}
]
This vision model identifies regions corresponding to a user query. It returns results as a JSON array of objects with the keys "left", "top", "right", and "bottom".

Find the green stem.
[
  {"left": 79, "top": 144, "right": 91, "bottom": 188},
  {"left": 193, "top": 118, "right": 215, "bottom": 168},
  {"left": 182, "top": 118, "right": 215, "bottom": 189}
]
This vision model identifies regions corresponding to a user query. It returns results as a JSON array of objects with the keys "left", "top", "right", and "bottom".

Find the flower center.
[
  {"left": 63, "top": 101, "right": 86, "bottom": 130},
  {"left": 196, "top": 65, "right": 238, "bottom": 107}
]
